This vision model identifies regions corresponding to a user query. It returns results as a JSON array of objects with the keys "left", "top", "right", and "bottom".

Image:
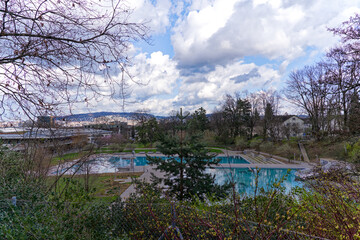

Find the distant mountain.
[{"left": 57, "top": 112, "right": 166, "bottom": 122}]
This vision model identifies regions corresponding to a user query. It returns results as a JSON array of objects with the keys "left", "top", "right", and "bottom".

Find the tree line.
[
  {"left": 285, "top": 14, "right": 360, "bottom": 139},
  {"left": 133, "top": 90, "right": 288, "bottom": 147},
  {"left": 135, "top": 14, "right": 360, "bottom": 144}
]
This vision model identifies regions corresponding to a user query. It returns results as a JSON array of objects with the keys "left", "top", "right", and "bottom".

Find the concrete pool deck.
[{"left": 106, "top": 150, "right": 297, "bottom": 165}]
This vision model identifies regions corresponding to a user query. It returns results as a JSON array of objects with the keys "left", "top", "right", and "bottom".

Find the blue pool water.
[
  {"left": 207, "top": 168, "right": 302, "bottom": 195},
  {"left": 108, "top": 156, "right": 249, "bottom": 167},
  {"left": 53, "top": 157, "right": 302, "bottom": 194},
  {"left": 53, "top": 156, "right": 249, "bottom": 175}
]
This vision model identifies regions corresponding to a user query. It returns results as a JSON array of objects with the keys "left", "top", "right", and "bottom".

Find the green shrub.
[
  {"left": 259, "top": 141, "right": 274, "bottom": 153},
  {"left": 108, "top": 143, "right": 125, "bottom": 152},
  {"left": 294, "top": 170, "right": 360, "bottom": 239},
  {"left": 275, "top": 143, "right": 297, "bottom": 159},
  {"left": 249, "top": 137, "right": 262, "bottom": 150},
  {"left": 346, "top": 140, "right": 360, "bottom": 163},
  {"left": 234, "top": 136, "right": 248, "bottom": 150},
  {"left": 202, "top": 130, "right": 217, "bottom": 146}
]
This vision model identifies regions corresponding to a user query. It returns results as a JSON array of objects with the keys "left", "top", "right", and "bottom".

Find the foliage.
[
  {"left": 345, "top": 139, "right": 360, "bottom": 163},
  {"left": 222, "top": 94, "right": 252, "bottom": 140},
  {"left": 249, "top": 137, "right": 263, "bottom": 150},
  {"left": 259, "top": 141, "right": 274, "bottom": 153},
  {"left": 188, "top": 107, "right": 209, "bottom": 133},
  {"left": 275, "top": 143, "right": 296, "bottom": 160},
  {"left": 147, "top": 109, "right": 231, "bottom": 201},
  {"left": 349, "top": 92, "right": 360, "bottom": 134},
  {"left": 294, "top": 170, "right": 360, "bottom": 239},
  {"left": 136, "top": 117, "right": 161, "bottom": 145},
  {"left": 235, "top": 136, "right": 249, "bottom": 150},
  {"left": 0, "top": 146, "right": 47, "bottom": 200},
  {"left": 202, "top": 130, "right": 218, "bottom": 146},
  {"left": 0, "top": 195, "right": 112, "bottom": 239},
  {"left": 104, "top": 169, "right": 308, "bottom": 240}
]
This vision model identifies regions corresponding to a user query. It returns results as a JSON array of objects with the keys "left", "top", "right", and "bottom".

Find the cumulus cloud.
[
  {"left": 126, "top": 51, "right": 179, "bottom": 101},
  {"left": 172, "top": 0, "right": 360, "bottom": 68},
  {"left": 68, "top": 51, "right": 179, "bottom": 115},
  {"left": 175, "top": 61, "right": 281, "bottom": 111},
  {"left": 230, "top": 68, "right": 261, "bottom": 83},
  {"left": 67, "top": 0, "right": 360, "bottom": 116},
  {"left": 102, "top": 56, "right": 281, "bottom": 115},
  {"left": 130, "top": 0, "right": 172, "bottom": 34}
]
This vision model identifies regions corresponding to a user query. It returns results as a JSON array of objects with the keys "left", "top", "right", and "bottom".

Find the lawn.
[
  {"left": 123, "top": 149, "right": 157, "bottom": 153},
  {"left": 207, "top": 147, "right": 224, "bottom": 153},
  {"left": 51, "top": 152, "right": 87, "bottom": 166},
  {"left": 48, "top": 172, "right": 143, "bottom": 202}
]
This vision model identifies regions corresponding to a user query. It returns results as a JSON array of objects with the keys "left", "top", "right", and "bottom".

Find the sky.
[{"left": 80, "top": 0, "right": 360, "bottom": 116}]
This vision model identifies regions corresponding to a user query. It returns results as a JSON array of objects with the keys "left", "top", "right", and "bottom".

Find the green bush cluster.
[
  {"left": 2, "top": 143, "right": 360, "bottom": 239},
  {"left": 346, "top": 139, "right": 360, "bottom": 163}
]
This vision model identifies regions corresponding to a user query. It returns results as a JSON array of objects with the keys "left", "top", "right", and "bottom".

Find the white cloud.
[
  {"left": 127, "top": 51, "right": 179, "bottom": 101},
  {"left": 175, "top": 61, "right": 282, "bottom": 112},
  {"left": 67, "top": 51, "right": 179, "bottom": 115},
  {"left": 129, "top": 0, "right": 172, "bottom": 34},
  {"left": 77, "top": 57, "right": 281, "bottom": 115},
  {"left": 172, "top": 0, "right": 360, "bottom": 67},
  {"left": 67, "top": 0, "right": 360, "bottom": 116}
]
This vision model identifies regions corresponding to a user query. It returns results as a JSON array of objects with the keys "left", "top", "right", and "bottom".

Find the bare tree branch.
[{"left": 0, "top": 0, "right": 149, "bottom": 119}]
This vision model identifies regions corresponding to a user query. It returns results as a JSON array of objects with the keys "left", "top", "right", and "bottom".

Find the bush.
[
  {"left": 105, "top": 171, "right": 305, "bottom": 239},
  {"left": 294, "top": 170, "right": 360, "bottom": 239},
  {"left": 275, "top": 143, "right": 297, "bottom": 159},
  {"left": 0, "top": 147, "right": 47, "bottom": 200},
  {"left": 234, "top": 136, "right": 248, "bottom": 150},
  {"left": 108, "top": 143, "right": 125, "bottom": 152},
  {"left": 202, "top": 130, "right": 217, "bottom": 146},
  {"left": 259, "top": 141, "right": 274, "bottom": 153},
  {"left": 346, "top": 139, "right": 360, "bottom": 163},
  {"left": 249, "top": 137, "right": 262, "bottom": 150}
]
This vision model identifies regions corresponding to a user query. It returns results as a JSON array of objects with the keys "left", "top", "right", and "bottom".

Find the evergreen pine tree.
[
  {"left": 147, "top": 108, "right": 230, "bottom": 201},
  {"left": 349, "top": 92, "right": 360, "bottom": 134},
  {"left": 263, "top": 102, "right": 274, "bottom": 140}
]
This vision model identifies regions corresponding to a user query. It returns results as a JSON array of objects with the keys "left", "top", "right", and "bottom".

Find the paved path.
[
  {"left": 120, "top": 165, "right": 166, "bottom": 199},
  {"left": 298, "top": 142, "right": 310, "bottom": 162},
  {"left": 216, "top": 163, "right": 309, "bottom": 169}
]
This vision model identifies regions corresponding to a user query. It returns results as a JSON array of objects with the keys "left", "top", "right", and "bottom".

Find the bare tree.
[
  {"left": 328, "top": 13, "right": 360, "bottom": 59},
  {"left": 0, "top": 0, "right": 149, "bottom": 119},
  {"left": 244, "top": 92, "right": 260, "bottom": 139},
  {"left": 323, "top": 47, "right": 360, "bottom": 132},
  {"left": 326, "top": 14, "right": 360, "bottom": 131},
  {"left": 253, "top": 90, "right": 281, "bottom": 140},
  {"left": 285, "top": 64, "right": 330, "bottom": 139}
]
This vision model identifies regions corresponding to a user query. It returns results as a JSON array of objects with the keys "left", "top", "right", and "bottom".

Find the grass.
[
  {"left": 123, "top": 149, "right": 157, "bottom": 153},
  {"left": 207, "top": 148, "right": 224, "bottom": 153},
  {"left": 51, "top": 152, "right": 87, "bottom": 166},
  {"left": 304, "top": 139, "right": 347, "bottom": 161},
  {"left": 51, "top": 147, "right": 129, "bottom": 166},
  {"left": 48, "top": 172, "right": 143, "bottom": 201}
]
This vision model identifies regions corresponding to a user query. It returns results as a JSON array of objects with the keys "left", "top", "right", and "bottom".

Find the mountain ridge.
[{"left": 58, "top": 112, "right": 166, "bottom": 121}]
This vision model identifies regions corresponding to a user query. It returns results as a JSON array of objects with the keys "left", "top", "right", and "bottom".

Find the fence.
[{"left": 0, "top": 198, "right": 327, "bottom": 240}]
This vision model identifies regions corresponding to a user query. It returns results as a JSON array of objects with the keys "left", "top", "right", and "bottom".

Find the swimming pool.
[
  {"left": 108, "top": 156, "right": 249, "bottom": 167},
  {"left": 52, "top": 155, "right": 249, "bottom": 175},
  {"left": 207, "top": 168, "right": 302, "bottom": 195}
]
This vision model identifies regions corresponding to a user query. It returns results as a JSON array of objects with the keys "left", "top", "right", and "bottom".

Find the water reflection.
[{"left": 208, "top": 168, "right": 303, "bottom": 195}]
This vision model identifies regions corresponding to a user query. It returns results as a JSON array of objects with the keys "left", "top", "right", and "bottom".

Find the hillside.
[{"left": 58, "top": 112, "right": 166, "bottom": 122}]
